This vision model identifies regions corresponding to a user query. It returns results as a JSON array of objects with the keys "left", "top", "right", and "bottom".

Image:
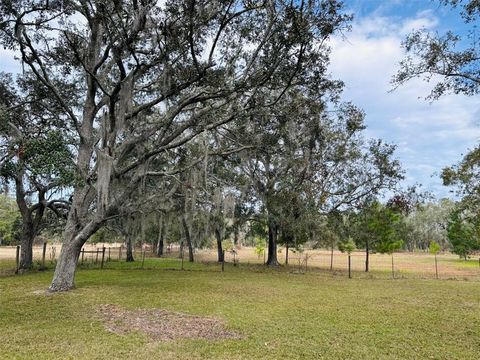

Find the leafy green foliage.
[
  {"left": 447, "top": 209, "right": 480, "bottom": 259},
  {"left": 442, "top": 146, "right": 480, "bottom": 209},
  {"left": 350, "top": 200, "right": 404, "bottom": 254},
  {"left": 22, "top": 130, "right": 75, "bottom": 185},
  {"left": 222, "top": 239, "right": 233, "bottom": 252},
  {"left": 0, "top": 196, "right": 21, "bottom": 245},
  {"left": 377, "top": 239, "right": 404, "bottom": 255},
  {"left": 89, "top": 227, "right": 122, "bottom": 245},
  {"left": 429, "top": 241, "right": 441, "bottom": 255},
  {"left": 254, "top": 237, "right": 265, "bottom": 258},
  {"left": 394, "top": 0, "right": 480, "bottom": 99},
  {"left": 338, "top": 237, "right": 356, "bottom": 254}
]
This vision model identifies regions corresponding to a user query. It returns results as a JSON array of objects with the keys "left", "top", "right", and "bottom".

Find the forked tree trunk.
[
  {"left": 266, "top": 222, "right": 279, "bottom": 266},
  {"left": 49, "top": 219, "right": 101, "bottom": 291},
  {"left": 215, "top": 227, "right": 224, "bottom": 263},
  {"left": 15, "top": 175, "right": 46, "bottom": 271}
]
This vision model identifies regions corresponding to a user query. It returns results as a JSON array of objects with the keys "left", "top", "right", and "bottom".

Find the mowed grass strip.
[{"left": 0, "top": 258, "right": 479, "bottom": 360}]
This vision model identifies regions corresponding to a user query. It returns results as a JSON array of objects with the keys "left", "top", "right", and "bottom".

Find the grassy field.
[
  {"left": 0, "top": 257, "right": 479, "bottom": 360},
  {"left": 2, "top": 245, "right": 480, "bottom": 280}
]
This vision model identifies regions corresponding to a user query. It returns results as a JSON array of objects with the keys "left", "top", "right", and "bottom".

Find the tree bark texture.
[
  {"left": 19, "top": 220, "right": 35, "bottom": 271},
  {"left": 15, "top": 173, "right": 46, "bottom": 271},
  {"left": 181, "top": 217, "right": 194, "bottom": 262},
  {"left": 49, "top": 219, "right": 101, "bottom": 291},
  {"left": 266, "top": 221, "right": 279, "bottom": 266},
  {"left": 126, "top": 234, "right": 135, "bottom": 262},
  {"left": 156, "top": 216, "right": 164, "bottom": 257}
]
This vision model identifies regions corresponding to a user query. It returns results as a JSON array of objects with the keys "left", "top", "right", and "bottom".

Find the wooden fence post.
[
  {"left": 95, "top": 249, "right": 99, "bottom": 263},
  {"left": 101, "top": 247, "right": 106, "bottom": 269},
  {"left": 181, "top": 246, "right": 184, "bottom": 271},
  {"left": 391, "top": 255, "right": 395, "bottom": 279},
  {"left": 81, "top": 248, "right": 85, "bottom": 264},
  {"left": 119, "top": 246, "right": 122, "bottom": 260},
  {"left": 222, "top": 250, "right": 225, "bottom": 272},
  {"left": 348, "top": 255, "right": 351, "bottom": 279},
  {"left": 108, "top": 247, "right": 111, "bottom": 261},
  {"left": 15, "top": 245, "right": 20, "bottom": 274},
  {"left": 141, "top": 250, "right": 146, "bottom": 269}
]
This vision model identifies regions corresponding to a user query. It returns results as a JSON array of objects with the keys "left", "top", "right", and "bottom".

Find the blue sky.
[
  {"left": 330, "top": 0, "right": 480, "bottom": 199},
  {"left": 0, "top": 1, "right": 478, "bottom": 200}
]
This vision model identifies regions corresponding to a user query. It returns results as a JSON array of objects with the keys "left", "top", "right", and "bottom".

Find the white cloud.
[
  {"left": 329, "top": 11, "right": 480, "bottom": 199},
  {"left": 400, "top": 10, "right": 438, "bottom": 34}
]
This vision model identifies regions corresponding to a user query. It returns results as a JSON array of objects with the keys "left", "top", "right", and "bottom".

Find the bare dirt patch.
[{"left": 96, "top": 304, "right": 241, "bottom": 341}]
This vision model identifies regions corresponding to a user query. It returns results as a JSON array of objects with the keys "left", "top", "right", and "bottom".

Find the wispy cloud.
[{"left": 330, "top": 9, "right": 480, "bottom": 199}]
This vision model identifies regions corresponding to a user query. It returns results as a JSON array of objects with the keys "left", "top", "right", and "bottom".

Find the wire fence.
[{"left": 1, "top": 245, "right": 479, "bottom": 281}]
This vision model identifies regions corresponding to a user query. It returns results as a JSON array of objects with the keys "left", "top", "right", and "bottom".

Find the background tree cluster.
[{"left": 0, "top": 0, "right": 478, "bottom": 292}]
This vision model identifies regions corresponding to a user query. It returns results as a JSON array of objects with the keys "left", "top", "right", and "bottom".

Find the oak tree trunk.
[
  {"left": 215, "top": 227, "right": 224, "bottom": 263},
  {"left": 266, "top": 222, "right": 279, "bottom": 266},
  {"left": 156, "top": 216, "right": 164, "bottom": 257},
  {"left": 181, "top": 217, "right": 194, "bottom": 262},
  {"left": 126, "top": 234, "right": 135, "bottom": 262},
  {"left": 18, "top": 220, "right": 36, "bottom": 271},
  {"left": 49, "top": 219, "right": 101, "bottom": 291}
]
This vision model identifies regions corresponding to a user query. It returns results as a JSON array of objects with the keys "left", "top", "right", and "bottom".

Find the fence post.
[
  {"left": 81, "top": 248, "right": 85, "bottom": 264},
  {"left": 391, "top": 254, "right": 395, "bottom": 279},
  {"left": 181, "top": 246, "right": 184, "bottom": 271},
  {"left": 95, "top": 249, "right": 99, "bottom": 263},
  {"left": 101, "top": 247, "right": 106, "bottom": 269},
  {"left": 15, "top": 245, "right": 20, "bottom": 274},
  {"left": 141, "top": 250, "right": 146, "bottom": 269},
  {"left": 41, "top": 242, "right": 47, "bottom": 270},
  {"left": 348, "top": 255, "right": 351, "bottom": 279},
  {"left": 108, "top": 247, "right": 111, "bottom": 261},
  {"left": 305, "top": 254, "right": 308, "bottom": 273},
  {"left": 222, "top": 250, "right": 225, "bottom": 272},
  {"left": 119, "top": 246, "right": 122, "bottom": 260}
]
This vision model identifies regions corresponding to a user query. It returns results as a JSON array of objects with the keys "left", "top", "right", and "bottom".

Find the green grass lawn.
[{"left": 0, "top": 258, "right": 479, "bottom": 359}]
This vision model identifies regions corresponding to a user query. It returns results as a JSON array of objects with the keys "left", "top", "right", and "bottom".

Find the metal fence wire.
[{"left": 1, "top": 246, "right": 479, "bottom": 281}]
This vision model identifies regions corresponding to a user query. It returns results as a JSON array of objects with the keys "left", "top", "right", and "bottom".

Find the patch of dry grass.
[{"left": 97, "top": 304, "right": 241, "bottom": 341}]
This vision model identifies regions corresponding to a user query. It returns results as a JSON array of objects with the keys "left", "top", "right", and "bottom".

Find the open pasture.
[{"left": 0, "top": 256, "right": 479, "bottom": 359}]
